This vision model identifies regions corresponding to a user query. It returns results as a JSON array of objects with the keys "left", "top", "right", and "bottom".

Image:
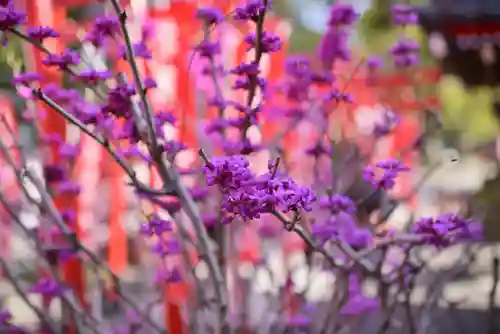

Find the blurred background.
[{"left": 2, "top": 0, "right": 500, "bottom": 332}]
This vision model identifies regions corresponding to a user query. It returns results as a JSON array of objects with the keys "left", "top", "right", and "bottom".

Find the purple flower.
[
  {"left": 163, "top": 140, "right": 187, "bottom": 156},
  {"left": 144, "top": 76, "right": 157, "bottom": 89},
  {"left": 141, "top": 20, "right": 155, "bottom": 43},
  {"left": 196, "top": 7, "right": 224, "bottom": 26},
  {"left": 341, "top": 293, "right": 379, "bottom": 316},
  {"left": 42, "top": 84, "right": 80, "bottom": 104},
  {"left": 203, "top": 155, "right": 316, "bottom": 221},
  {"left": 286, "top": 314, "right": 310, "bottom": 327},
  {"left": 233, "top": 0, "right": 270, "bottom": 22},
  {"left": 366, "top": 55, "right": 383, "bottom": 70},
  {"left": 311, "top": 71, "right": 334, "bottom": 85},
  {"left": 412, "top": 213, "right": 482, "bottom": 247},
  {"left": 103, "top": 82, "right": 136, "bottom": 118},
  {"left": 27, "top": 26, "right": 60, "bottom": 42},
  {"left": 317, "top": 28, "right": 350, "bottom": 70},
  {"left": 155, "top": 267, "right": 182, "bottom": 284},
  {"left": 156, "top": 110, "right": 176, "bottom": 125},
  {"left": 328, "top": 3, "right": 357, "bottom": 26},
  {"left": 11, "top": 72, "right": 41, "bottom": 86},
  {"left": 0, "top": 309, "right": 12, "bottom": 325},
  {"left": 391, "top": 4, "right": 418, "bottom": 26},
  {"left": 364, "top": 159, "right": 409, "bottom": 190},
  {"left": 390, "top": 38, "right": 420, "bottom": 68},
  {"left": 151, "top": 238, "right": 182, "bottom": 256},
  {"left": 120, "top": 42, "right": 152, "bottom": 60},
  {"left": 284, "top": 80, "right": 311, "bottom": 102},
  {"left": 375, "top": 158, "right": 410, "bottom": 172},
  {"left": 190, "top": 187, "right": 210, "bottom": 201},
  {"left": 232, "top": 76, "right": 267, "bottom": 91},
  {"left": 311, "top": 220, "right": 340, "bottom": 240},
  {"left": 58, "top": 142, "right": 80, "bottom": 159},
  {"left": 340, "top": 275, "right": 379, "bottom": 316},
  {"left": 319, "top": 194, "right": 355, "bottom": 214},
  {"left": 43, "top": 164, "right": 66, "bottom": 183},
  {"left": 205, "top": 118, "right": 229, "bottom": 134},
  {"left": 30, "top": 278, "right": 64, "bottom": 298},
  {"left": 202, "top": 155, "right": 254, "bottom": 191},
  {"left": 264, "top": 176, "right": 317, "bottom": 213},
  {"left": 83, "top": 29, "right": 105, "bottom": 47},
  {"left": 230, "top": 62, "right": 260, "bottom": 76},
  {"left": 75, "top": 69, "right": 111, "bottom": 85},
  {"left": 244, "top": 31, "right": 282, "bottom": 53},
  {"left": 285, "top": 56, "right": 311, "bottom": 77},
  {"left": 149, "top": 214, "right": 173, "bottom": 236},
  {"left": 57, "top": 181, "right": 81, "bottom": 195},
  {"left": 119, "top": 118, "right": 145, "bottom": 143},
  {"left": 344, "top": 226, "right": 373, "bottom": 249},
  {"left": 60, "top": 209, "right": 76, "bottom": 224},
  {"left": 324, "top": 89, "right": 353, "bottom": 103},
  {"left": 202, "top": 213, "right": 218, "bottom": 228},
  {"left": 92, "top": 15, "right": 120, "bottom": 38},
  {"left": 42, "top": 49, "right": 80, "bottom": 68},
  {"left": 311, "top": 212, "right": 357, "bottom": 242},
  {"left": 139, "top": 223, "right": 154, "bottom": 237},
  {"left": 0, "top": 3, "right": 26, "bottom": 31},
  {"left": 194, "top": 39, "right": 221, "bottom": 58}
]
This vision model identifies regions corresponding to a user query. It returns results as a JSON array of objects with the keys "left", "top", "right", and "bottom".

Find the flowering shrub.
[{"left": 0, "top": 0, "right": 487, "bottom": 333}]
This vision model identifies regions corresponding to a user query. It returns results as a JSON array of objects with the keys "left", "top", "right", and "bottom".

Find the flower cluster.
[
  {"left": 195, "top": 2, "right": 282, "bottom": 155},
  {"left": 139, "top": 213, "right": 184, "bottom": 283},
  {"left": 340, "top": 275, "right": 379, "bottom": 316},
  {"left": 318, "top": 3, "right": 357, "bottom": 70},
  {"left": 389, "top": 4, "right": 420, "bottom": 68},
  {"left": 363, "top": 158, "right": 410, "bottom": 190},
  {"left": 84, "top": 15, "right": 120, "bottom": 47},
  {"left": 202, "top": 155, "right": 316, "bottom": 223},
  {"left": 313, "top": 194, "right": 373, "bottom": 250},
  {"left": 29, "top": 278, "right": 65, "bottom": 300},
  {"left": 391, "top": 4, "right": 418, "bottom": 26},
  {"left": 0, "top": 0, "right": 26, "bottom": 45},
  {"left": 412, "top": 213, "right": 482, "bottom": 247},
  {"left": 233, "top": 0, "right": 272, "bottom": 22}
]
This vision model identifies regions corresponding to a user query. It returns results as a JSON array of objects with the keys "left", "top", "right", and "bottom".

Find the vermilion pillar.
[
  {"left": 148, "top": 3, "right": 200, "bottom": 333},
  {"left": 25, "top": 1, "right": 85, "bottom": 332},
  {"left": 261, "top": 17, "right": 291, "bottom": 145},
  {"left": 102, "top": 146, "right": 128, "bottom": 274},
  {"left": 149, "top": 3, "right": 199, "bottom": 149}
]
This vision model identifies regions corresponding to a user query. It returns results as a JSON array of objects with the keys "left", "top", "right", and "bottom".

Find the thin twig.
[
  {"left": 488, "top": 256, "right": 499, "bottom": 334},
  {"left": 31, "top": 90, "right": 173, "bottom": 197},
  {"left": 0, "top": 260, "right": 61, "bottom": 333}
]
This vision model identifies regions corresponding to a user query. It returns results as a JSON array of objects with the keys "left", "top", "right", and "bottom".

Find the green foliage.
[
  {"left": 358, "top": 7, "right": 392, "bottom": 35},
  {"left": 288, "top": 27, "right": 322, "bottom": 53},
  {"left": 438, "top": 77, "right": 499, "bottom": 145},
  {"left": 473, "top": 173, "right": 500, "bottom": 242},
  {"left": 0, "top": 34, "right": 24, "bottom": 91}
]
